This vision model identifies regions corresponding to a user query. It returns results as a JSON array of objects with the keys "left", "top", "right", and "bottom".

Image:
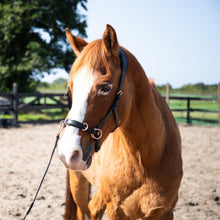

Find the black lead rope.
[{"left": 22, "top": 121, "right": 65, "bottom": 220}]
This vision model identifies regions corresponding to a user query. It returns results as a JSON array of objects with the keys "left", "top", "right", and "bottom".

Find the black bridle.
[{"left": 63, "top": 47, "right": 127, "bottom": 152}]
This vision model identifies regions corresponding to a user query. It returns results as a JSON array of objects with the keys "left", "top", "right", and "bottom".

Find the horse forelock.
[{"left": 68, "top": 39, "right": 110, "bottom": 91}]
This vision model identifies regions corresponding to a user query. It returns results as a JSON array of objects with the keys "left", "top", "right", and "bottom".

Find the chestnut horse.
[{"left": 58, "top": 24, "right": 183, "bottom": 220}]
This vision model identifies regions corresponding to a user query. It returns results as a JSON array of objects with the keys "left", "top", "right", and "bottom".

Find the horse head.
[{"left": 58, "top": 25, "right": 131, "bottom": 170}]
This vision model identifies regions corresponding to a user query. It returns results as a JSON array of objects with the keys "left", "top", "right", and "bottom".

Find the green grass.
[
  {"left": 18, "top": 109, "right": 68, "bottom": 122},
  {"left": 20, "top": 95, "right": 67, "bottom": 105},
  {"left": 169, "top": 99, "right": 218, "bottom": 111},
  {"left": 0, "top": 114, "right": 13, "bottom": 119},
  {"left": 173, "top": 112, "right": 219, "bottom": 126}
]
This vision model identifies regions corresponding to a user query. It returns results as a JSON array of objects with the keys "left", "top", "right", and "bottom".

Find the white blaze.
[
  {"left": 69, "top": 67, "right": 94, "bottom": 121},
  {"left": 57, "top": 67, "right": 93, "bottom": 169}
]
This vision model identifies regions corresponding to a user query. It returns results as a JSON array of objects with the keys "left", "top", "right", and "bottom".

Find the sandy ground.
[{"left": 0, "top": 123, "right": 219, "bottom": 220}]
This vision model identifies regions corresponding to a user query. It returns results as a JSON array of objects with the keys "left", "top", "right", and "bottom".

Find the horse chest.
[
  {"left": 99, "top": 149, "right": 145, "bottom": 201},
  {"left": 83, "top": 138, "right": 164, "bottom": 217}
]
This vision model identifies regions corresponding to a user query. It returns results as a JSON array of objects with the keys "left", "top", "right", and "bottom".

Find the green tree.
[
  {"left": 0, "top": 0, "right": 87, "bottom": 92},
  {"left": 52, "top": 77, "right": 67, "bottom": 85}
]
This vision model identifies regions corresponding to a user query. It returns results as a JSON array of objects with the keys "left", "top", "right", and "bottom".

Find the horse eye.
[{"left": 98, "top": 84, "right": 112, "bottom": 96}]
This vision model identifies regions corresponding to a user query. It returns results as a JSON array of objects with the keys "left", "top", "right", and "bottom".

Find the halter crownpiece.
[{"left": 63, "top": 46, "right": 127, "bottom": 152}]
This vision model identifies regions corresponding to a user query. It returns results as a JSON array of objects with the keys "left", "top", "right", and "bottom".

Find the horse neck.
[{"left": 118, "top": 52, "right": 166, "bottom": 170}]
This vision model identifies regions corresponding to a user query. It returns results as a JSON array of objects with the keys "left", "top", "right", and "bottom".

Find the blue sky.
[{"left": 43, "top": 0, "right": 220, "bottom": 88}]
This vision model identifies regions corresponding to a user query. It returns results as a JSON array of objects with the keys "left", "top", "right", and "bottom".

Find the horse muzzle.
[
  {"left": 57, "top": 126, "right": 94, "bottom": 171},
  {"left": 58, "top": 144, "right": 93, "bottom": 171}
]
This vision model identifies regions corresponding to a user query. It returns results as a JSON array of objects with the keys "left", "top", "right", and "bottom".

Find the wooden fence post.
[
  {"left": 218, "top": 83, "right": 220, "bottom": 126},
  {"left": 67, "top": 90, "right": 72, "bottom": 109},
  {"left": 166, "top": 83, "right": 170, "bottom": 104},
  {"left": 12, "top": 83, "right": 18, "bottom": 126},
  {"left": 186, "top": 98, "right": 191, "bottom": 124}
]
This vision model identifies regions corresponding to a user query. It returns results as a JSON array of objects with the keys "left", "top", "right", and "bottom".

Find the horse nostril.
[{"left": 70, "top": 150, "right": 80, "bottom": 163}]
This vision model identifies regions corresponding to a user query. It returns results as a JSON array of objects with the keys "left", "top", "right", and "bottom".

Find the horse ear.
[
  {"left": 65, "top": 28, "right": 88, "bottom": 56},
  {"left": 103, "top": 24, "right": 119, "bottom": 56}
]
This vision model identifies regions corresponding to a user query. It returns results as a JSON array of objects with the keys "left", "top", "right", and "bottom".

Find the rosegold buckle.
[
  {"left": 117, "top": 90, "right": 123, "bottom": 95},
  {"left": 82, "top": 123, "right": 88, "bottom": 131},
  {"left": 91, "top": 128, "right": 102, "bottom": 140}
]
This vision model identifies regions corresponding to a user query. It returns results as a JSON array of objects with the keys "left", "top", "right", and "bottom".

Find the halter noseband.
[{"left": 63, "top": 47, "right": 127, "bottom": 152}]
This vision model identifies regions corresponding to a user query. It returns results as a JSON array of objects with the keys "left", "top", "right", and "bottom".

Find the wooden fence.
[
  {"left": 0, "top": 82, "right": 220, "bottom": 126},
  {"left": 165, "top": 83, "right": 220, "bottom": 126},
  {"left": 0, "top": 83, "right": 71, "bottom": 126},
  {"left": 167, "top": 96, "right": 219, "bottom": 124}
]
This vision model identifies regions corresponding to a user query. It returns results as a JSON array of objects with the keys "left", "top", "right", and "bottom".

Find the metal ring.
[
  {"left": 82, "top": 123, "right": 88, "bottom": 131},
  {"left": 91, "top": 128, "right": 102, "bottom": 140}
]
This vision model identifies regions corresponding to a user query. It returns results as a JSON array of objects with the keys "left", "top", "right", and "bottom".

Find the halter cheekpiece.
[{"left": 63, "top": 47, "right": 127, "bottom": 152}]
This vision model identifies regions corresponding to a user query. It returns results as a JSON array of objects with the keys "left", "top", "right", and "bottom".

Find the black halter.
[{"left": 64, "top": 47, "right": 127, "bottom": 152}]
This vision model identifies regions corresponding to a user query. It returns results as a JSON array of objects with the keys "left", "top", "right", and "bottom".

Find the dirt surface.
[{"left": 0, "top": 124, "right": 219, "bottom": 220}]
